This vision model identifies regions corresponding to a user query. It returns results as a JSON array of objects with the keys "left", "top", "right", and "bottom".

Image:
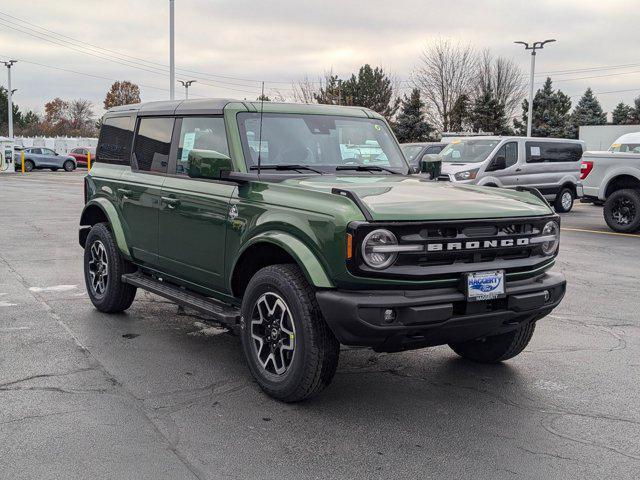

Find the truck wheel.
[
  {"left": 554, "top": 188, "right": 574, "bottom": 213},
  {"left": 449, "top": 321, "right": 535, "bottom": 363},
  {"left": 24, "top": 160, "right": 34, "bottom": 172},
  {"left": 240, "top": 264, "right": 340, "bottom": 402},
  {"left": 63, "top": 160, "right": 75, "bottom": 172},
  {"left": 604, "top": 189, "right": 640, "bottom": 232},
  {"left": 83, "top": 223, "right": 137, "bottom": 313}
]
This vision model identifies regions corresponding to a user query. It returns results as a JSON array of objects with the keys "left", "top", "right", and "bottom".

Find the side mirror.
[
  {"left": 419, "top": 153, "right": 442, "bottom": 180},
  {"left": 187, "top": 149, "right": 233, "bottom": 179},
  {"left": 486, "top": 156, "right": 506, "bottom": 172}
]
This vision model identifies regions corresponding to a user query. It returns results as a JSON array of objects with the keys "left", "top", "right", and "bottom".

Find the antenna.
[{"left": 257, "top": 81, "right": 265, "bottom": 175}]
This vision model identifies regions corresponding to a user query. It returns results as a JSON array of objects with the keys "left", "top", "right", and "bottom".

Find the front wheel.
[
  {"left": 554, "top": 187, "right": 574, "bottom": 213},
  {"left": 63, "top": 160, "right": 75, "bottom": 172},
  {"left": 449, "top": 322, "right": 536, "bottom": 363},
  {"left": 240, "top": 264, "right": 340, "bottom": 402},
  {"left": 604, "top": 189, "right": 640, "bottom": 232},
  {"left": 83, "top": 223, "right": 137, "bottom": 313}
]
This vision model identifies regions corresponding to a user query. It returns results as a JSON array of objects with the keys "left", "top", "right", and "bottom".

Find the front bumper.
[{"left": 316, "top": 271, "right": 566, "bottom": 352}]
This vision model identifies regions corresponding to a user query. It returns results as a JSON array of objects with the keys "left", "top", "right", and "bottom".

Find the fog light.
[{"left": 383, "top": 309, "right": 396, "bottom": 323}]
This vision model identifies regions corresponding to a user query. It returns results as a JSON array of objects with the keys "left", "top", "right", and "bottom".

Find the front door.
[
  {"left": 158, "top": 116, "right": 236, "bottom": 293},
  {"left": 486, "top": 141, "right": 519, "bottom": 187},
  {"left": 119, "top": 116, "right": 174, "bottom": 266}
]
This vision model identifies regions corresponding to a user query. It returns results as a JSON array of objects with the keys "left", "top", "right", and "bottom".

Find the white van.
[{"left": 438, "top": 136, "right": 585, "bottom": 212}]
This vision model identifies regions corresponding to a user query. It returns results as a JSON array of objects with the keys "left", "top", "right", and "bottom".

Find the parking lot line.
[{"left": 562, "top": 227, "right": 640, "bottom": 238}]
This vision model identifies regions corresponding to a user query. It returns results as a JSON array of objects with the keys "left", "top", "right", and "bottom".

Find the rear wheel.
[
  {"left": 554, "top": 187, "right": 574, "bottom": 213},
  {"left": 449, "top": 322, "right": 536, "bottom": 363},
  {"left": 240, "top": 264, "right": 340, "bottom": 402},
  {"left": 604, "top": 189, "right": 640, "bottom": 232},
  {"left": 24, "top": 160, "right": 34, "bottom": 172},
  {"left": 63, "top": 160, "right": 75, "bottom": 172},
  {"left": 51, "top": 168, "right": 59, "bottom": 172},
  {"left": 83, "top": 223, "right": 137, "bottom": 313}
]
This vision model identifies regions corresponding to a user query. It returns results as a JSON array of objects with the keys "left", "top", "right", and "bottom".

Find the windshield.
[
  {"left": 610, "top": 143, "right": 640, "bottom": 153},
  {"left": 237, "top": 113, "right": 409, "bottom": 174},
  {"left": 400, "top": 145, "right": 424, "bottom": 165},
  {"left": 440, "top": 139, "right": 501, "bottom": 163}
]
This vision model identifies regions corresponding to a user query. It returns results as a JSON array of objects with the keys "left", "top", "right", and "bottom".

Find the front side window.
[
  {"left": 237, "top": 113, "right": 408, "bottom": 173},
  {"left": 97, "top": 115, "right": 134, "bottom": 165},
  {"left": 440, "top": 139, "right": 501, "bottom": 163},
  {"left": 426, "top": 145, "right": 444, "bottom": 154},
  {"left": 133, "top": 117, "right": 174, "bottom": 173},
  {"left": 526, "top": 142, "right": 583, "bottom": 163},
  {"left": 42, "top": 148, "right": 55, "bottom": 155},
  {"left": 176, "top": 117, "right": 229, "bottom": 175},
  {"left": 610, "top": 143, "right": 640, "bottom": 153}
]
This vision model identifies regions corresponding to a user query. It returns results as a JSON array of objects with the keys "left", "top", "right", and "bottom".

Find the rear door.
[
  {"left": 40, "top": 148, "right": 59, "bottom": 167},
  {"left": 158, "top": 116, "right": 236, "bottom": 293},
  {"left": 119, "top": 116, "right": 173, "bottom": 266}
]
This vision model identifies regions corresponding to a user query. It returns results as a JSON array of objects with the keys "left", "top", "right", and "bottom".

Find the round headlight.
[
  {"left": 540, "top": 221, "right": 560, "bottom": 255},
  {"left": 361, "top": 229, "right": 398, "bottom": 269}
]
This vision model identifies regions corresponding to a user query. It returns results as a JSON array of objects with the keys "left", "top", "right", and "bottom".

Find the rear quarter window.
[
  {"left": 525, "top": 142, "right": 583, "bottom": 163},
  {"left": 97, "top": 115, "right": 134, "bottom": 165}
]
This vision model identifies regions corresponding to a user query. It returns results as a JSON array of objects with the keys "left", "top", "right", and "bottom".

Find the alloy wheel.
[
  {"left": 250, "top": 292, "right": 296, "bottom": 375},
  {"left": 88, "top": 240, "right": 109, "bottom": 297},
  {"left": 561, "top": 191, "right": 572, "bottom": 210}
]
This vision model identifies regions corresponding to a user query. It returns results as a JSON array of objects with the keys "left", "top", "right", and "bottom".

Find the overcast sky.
[{"left": 1, "top": 0, "right": 639, "bottom": 118}]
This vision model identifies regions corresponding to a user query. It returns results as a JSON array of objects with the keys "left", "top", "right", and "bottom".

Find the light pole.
[
  {"left": 169, "top": 0, "right": 175, "bottom": 100},
  {"left": 514, "top": 39, "right": 556, "bottom": 137},
  {"left": 2, "top": 60, "right": 17, "bottom": 139},
  {"left": 178, "top": 80, "right": 196, "bottom": 99}
]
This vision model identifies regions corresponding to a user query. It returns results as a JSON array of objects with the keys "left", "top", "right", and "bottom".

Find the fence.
[{"left": 13, "top": 136, "right": 98, "bottom": 155}]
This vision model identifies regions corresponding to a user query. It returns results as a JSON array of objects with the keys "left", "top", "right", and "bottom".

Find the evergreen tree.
[
  {"left": 611, "top": 102, "right": 633, "bottom": 125},
  {"left": 341, "top": 64, "right": 400, "bottom": 120},
  {"left": 393, "top": 88, "right": 432, "bottom": 142},
  {"left": 630, "top": 96, "right": 640, "bottom": 124},
  {"left": 513, "top": 77, "right": 572, "bottom": 138},
  {"left": 449, "top": 94, "right": 471, "bottom": 132},
  {"left": 469, "top": 83, "right": 511, "bottom": 134},
  {"left": 314, "top": 74, "right": 342, "bottom": 105},
  {"left": 567, "top": 87, "right": 606, "bottom": 138}
]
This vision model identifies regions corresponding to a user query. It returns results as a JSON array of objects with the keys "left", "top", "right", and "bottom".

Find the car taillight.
[{"left": 580, "top": 161, "right": 594, "bottom": 180}]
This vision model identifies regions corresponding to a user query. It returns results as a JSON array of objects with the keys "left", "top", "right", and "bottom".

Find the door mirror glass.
[
  {"left": 420, "top": 153, "right": 442, "bottom": 179},
  {"left": 187, "top": 150, "right": 233, "bottom": 179}
]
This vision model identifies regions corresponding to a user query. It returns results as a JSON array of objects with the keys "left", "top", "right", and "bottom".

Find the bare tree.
[
  {"left": 291, "top": 76, "right": 318, "bottom": 104},
  {"left": 475, "top": 50, "right": 526, "bottom": 118},
  {"left": 413, "top": 38, "right": 478, "bottom": 131},
  {"left": 69, "top": 99, "right": 95, "bottom": 135}
]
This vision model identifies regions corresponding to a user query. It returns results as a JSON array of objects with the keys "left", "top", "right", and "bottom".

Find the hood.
[
  {"left": 440, "top": 162, "right": 481, "bottom": 174},
  {"left": 279, "top": 175, "right": 551, "bottom": 221}
]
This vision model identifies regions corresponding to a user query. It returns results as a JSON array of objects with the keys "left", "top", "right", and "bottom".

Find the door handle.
[
  {"left": 117, "top": 188, "right": 132, "bottom": 197},
  {"left": 515, "top": 168, "right": 522, "bottom": 172},
  {"left": 161, "top": 196, "right": 181, "bottom": 209}
]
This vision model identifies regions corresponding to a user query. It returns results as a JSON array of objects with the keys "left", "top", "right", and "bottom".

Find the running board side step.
[{"left": 121, "top": 272, "right": 240, "bottom": 328}]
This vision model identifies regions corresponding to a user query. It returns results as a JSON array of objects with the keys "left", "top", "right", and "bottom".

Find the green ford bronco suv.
[{"left": 80, "top": 99, "right": 566, "bottom": 401}]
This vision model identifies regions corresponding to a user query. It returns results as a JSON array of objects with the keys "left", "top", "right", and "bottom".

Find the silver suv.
[{"left": 439, "top": 136, "right": 585, "bottom": 212}]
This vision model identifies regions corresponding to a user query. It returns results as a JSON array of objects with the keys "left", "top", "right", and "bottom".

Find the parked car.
[
  {"left": 69, "top": 147, "right": 96, "bottom": 168},
  {"left": 580, "top": 132, "right": 640, "bottom": 232},
  {"left": 79, "top": 99, "right": 566, "bottom": 402},
  {"left": 14, "top": 147, "right": 77, "bottom": 172},
  {"left": 400, "top": 142, "right": 446, "bottom": 168},
  {"left": 438, "top": 136, "right": 585, "bottom": 213}
]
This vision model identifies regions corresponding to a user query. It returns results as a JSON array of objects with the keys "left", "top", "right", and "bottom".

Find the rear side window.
[
  {"left": 426, "top": 145, "right": 444, "bottom": 154},
  {"left": 526, "top": 142, "right": 583, "bottom": 163},
  {"left": 97, "top": 116, "right": 134, "bottom": 165},
  {"left": 30, "top": 148, "right": 41, "bottom": 154},
  {"left": 133, "top": 117, "right": 174, "bottom": 173}
]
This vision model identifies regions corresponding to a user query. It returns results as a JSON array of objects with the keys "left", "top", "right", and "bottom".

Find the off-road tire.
[
  {"left": 240, "top": 264, "right": 340, "bottom": 402},
  {"left": 554, "top": 187, "right": 574, "bottom": 213},
  {"left": 24, "top": 160, "right": 34, "bottom": 172},
  {"left": 449, "top": 321, "right": 536, "bottom": 363},
  {"left": 63, "top": 160, "right": 75, "bottom": 172},
  {"left": 604, "top": 189, "right": 640, "bottom": 233},
  {"left": 83, "top": 222, "right": 137, "bottom": 313}
]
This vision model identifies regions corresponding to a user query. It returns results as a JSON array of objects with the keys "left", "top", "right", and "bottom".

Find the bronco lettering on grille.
[{"left": 426, "top": 238, "right": 531, "bottom": 252}]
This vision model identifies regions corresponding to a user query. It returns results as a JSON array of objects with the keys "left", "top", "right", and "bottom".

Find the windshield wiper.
[
  {"left": 335, "top": 165, "right": 401, "bottom": 174},
  {"left": 250, "top": 164, "right": 324, "bottom": 174}
]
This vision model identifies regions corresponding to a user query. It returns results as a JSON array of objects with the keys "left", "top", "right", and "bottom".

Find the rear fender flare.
[{"left": 80, "top": 198, "right": 131, "bottom": 259}]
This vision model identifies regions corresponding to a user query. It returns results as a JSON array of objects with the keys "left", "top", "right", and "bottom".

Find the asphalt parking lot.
[{"left": 1, "top": 171, "right": 638, "bottom": 479}]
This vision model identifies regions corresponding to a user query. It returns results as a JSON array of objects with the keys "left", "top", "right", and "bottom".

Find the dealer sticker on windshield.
[{"left": 466, "top": 270, "right": 505, "bottom": 301}]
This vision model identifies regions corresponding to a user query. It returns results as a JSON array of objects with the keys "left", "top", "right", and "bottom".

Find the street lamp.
[
  {"left": 169, "top": 0, "right": 175, "bottom": 100},
  {"left": 514, "top": 39, "right": 556, "bottom": 137},
  {"left": 178, "top": 80, "right": 196, "bottom": 99},
  {"left": 2, "top": 60, "right": 17, "bottom": 139}
]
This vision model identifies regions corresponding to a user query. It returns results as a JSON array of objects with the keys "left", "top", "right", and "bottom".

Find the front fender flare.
[
  {"left": 80, "top": 198, "right": 131, "bottom": 259},
  {"left": 235, "top": 231, "right": 334, "bottom": 289}
]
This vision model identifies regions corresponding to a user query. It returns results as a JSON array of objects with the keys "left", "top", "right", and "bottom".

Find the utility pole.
[
  {"left": 2, "top": 60, "right": 17, "bottom": 139},
  {"left": 514, "top": 40, "right": 556, "bottom": 137},
  {"left": 169, "top": 0, "right": 175, "bottom": 100},
  {"left": 178, "top": 80, "right": 196, "bottom": 99}
]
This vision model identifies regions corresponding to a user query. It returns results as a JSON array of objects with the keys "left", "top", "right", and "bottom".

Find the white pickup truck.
[{"left": 580, "top": 132, "right": 640, "bottom": 232}]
